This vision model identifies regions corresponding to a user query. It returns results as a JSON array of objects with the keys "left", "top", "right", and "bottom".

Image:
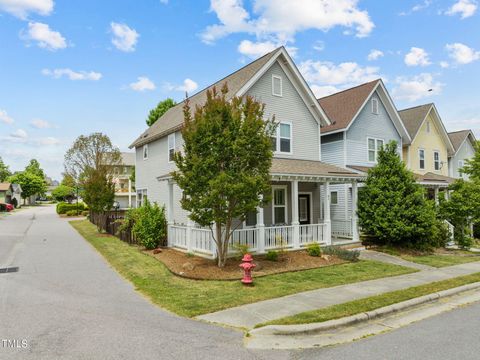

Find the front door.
[{"left": 298, "top": 194, "right": 311, "bottom": 225}]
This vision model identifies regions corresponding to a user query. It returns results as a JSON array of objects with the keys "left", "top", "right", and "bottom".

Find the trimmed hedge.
[{"left": 56, "top": 202, "right": 88, "bottom": 214}]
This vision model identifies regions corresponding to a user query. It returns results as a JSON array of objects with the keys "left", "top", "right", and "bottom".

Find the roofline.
[
  {"left": 451, "top": 130, "right": 477, "bottom": 155},
  {"left": 317, "top": 79, "right": 381, "bottom": 101}
]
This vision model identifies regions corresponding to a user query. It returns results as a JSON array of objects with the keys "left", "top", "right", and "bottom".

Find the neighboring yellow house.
[{"left": 399, "top": 103, "right": 455, "bottom": 200}]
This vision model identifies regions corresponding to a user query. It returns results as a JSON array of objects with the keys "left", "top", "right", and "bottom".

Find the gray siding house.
[
  {"left": 448, "top": 130, "right": 476, "bottom": 179},
  {"left": 318, "top": 80, "right": 411, "bottom": 240},
  {"left": 130, "top": 47, "right": 362, "bottom": 258}
]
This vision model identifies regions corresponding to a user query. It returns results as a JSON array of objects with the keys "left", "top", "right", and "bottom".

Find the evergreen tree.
[{"left": 358, "top": 141, "right": 440, "bottom": 250}]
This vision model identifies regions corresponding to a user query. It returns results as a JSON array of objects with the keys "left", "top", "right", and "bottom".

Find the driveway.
[{"left": 0, "top": 206, "right": 289, "bottom": 360}]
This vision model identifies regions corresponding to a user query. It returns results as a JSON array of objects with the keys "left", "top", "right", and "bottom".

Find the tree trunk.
[{"left": 215, "top": 223, "right": 226, "bottom": 267}]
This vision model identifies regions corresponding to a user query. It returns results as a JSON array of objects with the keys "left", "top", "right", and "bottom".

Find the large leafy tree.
[
  {"left": 25, "top": 159, "right": 46, "bottom": 179},
  {"left": 0, "top": 157, "right": 11, "bottom": 182},
  {"left": 146, "top": 98, "right": 176, "bottom": 126},
  {"left": 81, "top": 167, "right": 115, "bottom": 213},
  {"left": 461, "top": 140, "right": 480, "bottom": 181},
  {"left": 173, "top": 84, "right": 275, "bottom": 267},
  {"left": 51, "top": 184, "right": 75, "bottom": 202},
  {"left": 358, "top": 141, "right": 441, "bottom": 250},
  {"left": 8, "top": 172, "right": 47, "bottom": 204},
  {"left": 439, "top": 180, "right": 480, "bottom": 249}
]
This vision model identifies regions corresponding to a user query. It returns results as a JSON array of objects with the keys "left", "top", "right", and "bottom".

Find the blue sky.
[{"left": 1, "top": 0, "right": 480, "bottom": 180}]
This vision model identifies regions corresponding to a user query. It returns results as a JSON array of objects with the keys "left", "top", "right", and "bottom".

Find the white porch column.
[
  {"left": 291, "top": 180, "right": 300, "bottom": 249},
  {"left": 256, "top": 205, "right": 265, "bottom": 253},
  {"left": 351, "top": 181, "right": 359, "bottom": 242},
  {"left": 323, "top": 181, "right": 332, "bottom": 245},
  {"left": 167, "top": 181, "right": 174, "bottom": 247},
  {"left": 434, "top": 186, "right": 439, "bottom": 206},
  {"left": 186, "top": 219, "right": 194, "bottom": 253},
  {"left": 128, "top": 179, "right": 132, "bottom": 208}
]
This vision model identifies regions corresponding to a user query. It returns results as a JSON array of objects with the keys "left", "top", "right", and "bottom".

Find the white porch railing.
[
  {"left": 168, "top": 223, "right": 329, "bottom": 258},
  {"left": 299, "top": 223, "right": 327, "bottom": 245},
  {"left": 331, "top": 219, "right": 353, "bottom": 238}
]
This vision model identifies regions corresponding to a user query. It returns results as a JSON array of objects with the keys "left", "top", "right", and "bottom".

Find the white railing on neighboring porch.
[
  {"left": 331, "top": 219, "right": 353, "bottom": 239},
  {"left": 168, "top": 223, "right": 329, "bottom": 258}
]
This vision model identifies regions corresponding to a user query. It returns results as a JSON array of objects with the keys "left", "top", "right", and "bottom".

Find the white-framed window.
[
  {"left": 371, "top": 98, "right": 379, "bottom": 115},
  {"left": 330, "top": 191, "right": 338, "bottom": 205},
  {"left": 272, "top": 75, "right": 282, "bottom": 97},
  {"left": 168, "top": 133, "right": 176, "bottom": 163},
  {"left": 143, "top": 144, "right": 148, "bottom": 160},
  {"left": 433, "top": 151, "right": 440, "bottom": 171},
  {"left": 367, "top": 137, "right": 384, "bottom": 163},
  {"left": 426, "top": 121, "right": 430, "bottom": 133},
  {"left": 136, "top": 189, "right": 147, "bottom": 207},
  {"left": 419, "top": 149, "right": 425, "bottom": 169},
  {"left": 272, "top": 186, "right": 288, "bottom": 224},
  {"left": 271, "top": 122, "right": 292, "bottom": 154}
]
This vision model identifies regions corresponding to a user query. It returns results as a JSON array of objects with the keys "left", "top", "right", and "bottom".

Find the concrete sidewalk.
[
  {"left": 197, "top": 261, "right": 480, "bottom": 329},
  {"left": 359, "top": 250, "right": 434, "bottom": 271}
]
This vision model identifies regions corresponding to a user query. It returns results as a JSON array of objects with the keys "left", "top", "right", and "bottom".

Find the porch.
[{"left": 164, "top": 159, "right": 364, "bottom": 259}]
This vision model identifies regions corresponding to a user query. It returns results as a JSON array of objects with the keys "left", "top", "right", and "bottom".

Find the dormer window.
[
  {"left": 143, "top": 144, "right": 148, "bottom": 160},
  {"left": 272, "top": 75, "right": 282, "bottom": 97},
  {"left": 371, "top": 98, "right": 379, "bottom": 115}
]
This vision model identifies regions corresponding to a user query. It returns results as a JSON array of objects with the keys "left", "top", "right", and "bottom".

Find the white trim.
[
  {"left": 273, "top": 121, "right": 293, "bottom": 155},
  {"left": 272, "top": 185, "right": 288, "bottom": 225},
  {"left": 298, "top": 191, "right": 314, "bottom": 224},
  {"left": 168, "top": 133, "right": 176, "bottom": 163},
  {"left": 433, "top": 150, "right": 440, "bottom": 171},
  {"left": 272, "top": 75, "right": 283, "bottom": 97},
  {"left": 330, "top": 190, "right": 339, "bottom": 205},
  {"left": 367, "top": 137, "right": 384, "bottom": 163},
  {"left": 136, "top": 188, "right": 148, "bottom": 207},
  {"left": 142, "top": 144, "right": 148, "bottom": 160},
  {"left": 371, "top": 98, "right": 379, "bottom": 115},
  {"left": 419, "top": 148, "right": 426, "bottom": 170}
]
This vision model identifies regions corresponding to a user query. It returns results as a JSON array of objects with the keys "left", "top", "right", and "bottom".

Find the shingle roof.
[
  {"left": 318, "top": 79, "right": 380, "bottom": 134},
  {"left": 448, "top": 130, "right": 473, "bottom": 152},
  {"left": 413, "top": 172, "right": 456, "bottom": 185},
  {"left": 120, "top": 152, "right": 135, "bottom": 166},
  {"left": 130, "top": 48, "right": 282, "bottom": 148},
  {"left": 0, "top": 183, "right": 11, "bottom": 191},
  {"left": 271, "top": 158, "right": 362, "bottom": 178},
  {"left": 347, "top": 165, "right": 373, "bottom": 174},
  {"left": 398, "top": 103, "right": 433, "bottom": 139}
]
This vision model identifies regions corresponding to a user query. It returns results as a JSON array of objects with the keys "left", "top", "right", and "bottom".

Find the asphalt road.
[{"left": 1, "top": 205, "right": 480, "bottom": 360}]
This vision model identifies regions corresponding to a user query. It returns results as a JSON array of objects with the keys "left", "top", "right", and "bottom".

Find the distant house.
[
  {"left": 111, "top": 152, "right": 136, "bottom": 209},
  {"left": 11, "top": 183, "right": 22, "bottom": 207},
  {"left": 0, "top": 183, "right": 13, "bottom": 204},
  {"left": 448, "top": 130, "right": 477, "bottom": 180}
]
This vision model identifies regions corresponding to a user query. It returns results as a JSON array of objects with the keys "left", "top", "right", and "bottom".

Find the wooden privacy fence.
[{"left": 89, "top": 210, "right": 137, "bottom": 245}]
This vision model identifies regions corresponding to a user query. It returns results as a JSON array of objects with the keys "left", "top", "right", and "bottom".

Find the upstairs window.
[
  {"left": 271, "top": 122, "right": 292, "bottom": 154},
  {"left": 419, "top": 149, "right": 425, "bottom": 169},
  {"left": 434, "top": 151, "right": 440, "bottom": 171},
  {"left": 272, "top": 75, "right": 282, "bottom": 97},
  {"left": 371, "top": 98, "right": 379, "bottom": 115},
  {"left": 367, "top": 137, "right": 384, "bottom": 162},
  {"left": 143, "top": 144, "right": 148, "bottom": 160},
  {"left": 168, "top": 133, "right": 176, "bottom": 162}
]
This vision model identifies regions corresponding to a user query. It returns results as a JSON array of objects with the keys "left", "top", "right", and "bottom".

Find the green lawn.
[
  {"left": 70, "top": 220, "right": 416, "bottom": 317},
  {"left": 257, "top": 272, "right": 480, "bottom": 327},
  {"left": 379, "top": 246, "right": 480, "bottom": 268}
]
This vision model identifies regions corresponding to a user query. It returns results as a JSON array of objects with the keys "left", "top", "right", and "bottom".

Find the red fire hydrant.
[{"left": 240, "top": 254, "right": 256, "bottom": 285}]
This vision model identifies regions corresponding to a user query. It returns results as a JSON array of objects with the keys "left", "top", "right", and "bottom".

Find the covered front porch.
[{"left": 166, "top": 159, "right": 364, "bottom": 258}]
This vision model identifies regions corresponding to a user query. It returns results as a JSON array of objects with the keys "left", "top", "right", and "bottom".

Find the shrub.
[
  {"left": 232, "top": 243, "right": 250, "bottom": 260},
  {"left": 56, "top": 202, "right": 87, "bottom": 214},
  {"left": 265, "top": 250, "right": 279, "bottom": 261},
  {"left": 323, "top": 246, "right": 360, "bottom": 262},
  {"left": 81, "top": 210, "right": 89, "bottom": 217},
  {"left": 121, "top": 200, "right": 167, "bottom": 250},
  {"left": 306, "top": 243, "right": 322, "bottom": 257},
  {"left": 65, "top": 210, "right": 78, "bottom": 217}
]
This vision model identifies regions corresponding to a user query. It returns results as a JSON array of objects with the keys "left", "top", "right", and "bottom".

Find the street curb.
[{"left": 249, "top": 281, "right": 480, "bottom": 336}]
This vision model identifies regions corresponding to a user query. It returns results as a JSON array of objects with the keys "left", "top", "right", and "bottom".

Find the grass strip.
[
  {"left": 70, "top": 219, "right": 416, "bottom": 317},
  {"left": 257, "top": 272, "right": 480, "bottom": 327}
]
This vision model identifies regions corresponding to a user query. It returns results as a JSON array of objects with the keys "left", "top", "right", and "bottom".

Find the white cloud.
[
  {"left": 445, "top": 42, "right": 480, "bottom": 64},
  {"left": 129, "top": 76, "right": 156, "bottom": 92},
  {"left": 23, "top": 21, "right": 66, "bottom": 50},
  {"left": 110, "top": 22, "right": 139, "bottom": 52},
  {"left": 404, "top": 47, "right": 431, "bottom": 66},
  {"left": 42, "top": 68, "right": 102, "bottom": 81},
  {"left": 310, "top": 84, "right": 342, "bottom": 98},
  {"left": 0, "top": 0, "right": 53, "bottom": 19},
  {"left": 0, "top": 109, "right": 14, "bottom": 124},
  {"left": 164, "top": 78, "right": 199, "bottom": 93},
  {"left": 201, "top": 0, "right": 374, "bottom": 49},
  {"left": 299, "top": 60, "right": 380, "bottom": 86},
  {"left": 238, "top": 39, "right": 277, "bottom": 58},
  {"left": 30, "top": 118, "right": 52, "bottom": 128},
  {"left": 11, "top": 129, "right": 28, "bottom": 139},
  {"left": 392, "top": 73, "right": 443, "bottom": 102},
  {"left": 36, "top": 136, "right": 60, "bottom": 145},
  {"left": 440, "top": 61, "right": 450, "bottom": 68},
  {"left": 367, "top": 49, "right": 384, "bottom": 61},
  {"left": 445, "top": 0, "right": 477, "bottom": 19},
  {"left": 399, "top": 0, "right": 432, "bottom": 15}
]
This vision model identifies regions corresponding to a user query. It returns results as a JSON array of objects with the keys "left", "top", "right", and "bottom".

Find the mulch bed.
[{"left": 145, "top": 248, "right": 346, "bottom": 280}]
